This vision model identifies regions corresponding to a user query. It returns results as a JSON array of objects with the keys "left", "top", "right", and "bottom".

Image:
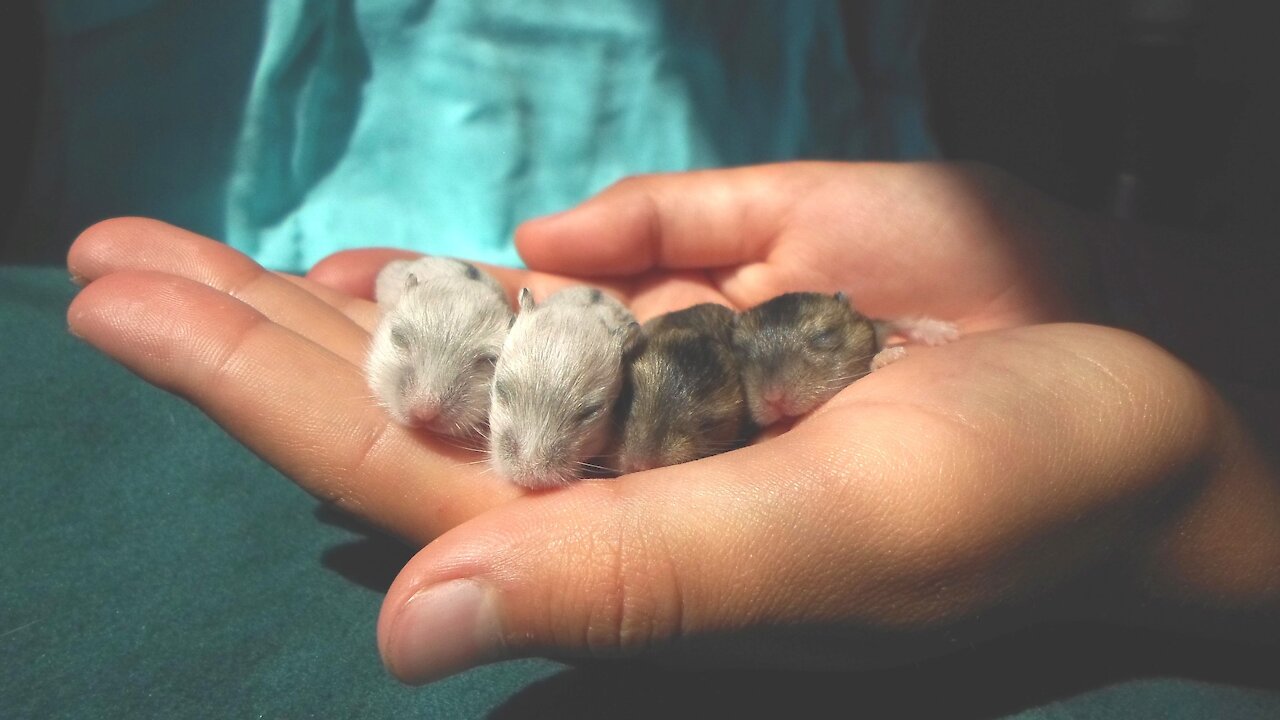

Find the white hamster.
[
  {"left": 373, "top": 259, "right": 416, "bottom": 309},
  {"left": 488, "top": 286, "right": 640, "bottom": 489},
  {"left": 365, "top": 257, "right": 512, "bottom": 437}
]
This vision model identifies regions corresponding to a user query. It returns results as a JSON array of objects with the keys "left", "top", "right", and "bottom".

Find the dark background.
[{"left": 5, "top": 2, "right": 1279, "bottom": 256}]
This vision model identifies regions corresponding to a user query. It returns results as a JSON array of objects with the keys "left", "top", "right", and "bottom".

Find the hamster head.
[
  {"left": 733, "top": 292, "right": 877, "bottom": 426},
  {"left": 365, "top": 272, "right": 512, "bottom": 437},
  {"left": 616, "top": 326, "right": 746, "bottom": 473},
  {"left": 375, "top": 256, "right": 506, "bottom": 309},
  {"left": 489, "top": 288, "right": 639, "bottom": 489}
]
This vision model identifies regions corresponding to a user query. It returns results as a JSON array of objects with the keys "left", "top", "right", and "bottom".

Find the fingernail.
[{"left": 384, "top": 579, "right": 504, "bottom": 685}]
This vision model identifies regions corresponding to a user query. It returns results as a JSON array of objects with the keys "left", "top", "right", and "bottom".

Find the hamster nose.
[
  {"left": 410, "top": 403, "right": 441, "bottom": 426},
  {"left": 761, "top": 386, "right": 789, "bottom": 414}
]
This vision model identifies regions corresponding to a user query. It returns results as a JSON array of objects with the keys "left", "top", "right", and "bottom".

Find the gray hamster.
[
  {"left": 373, "top": 256, "right": 506, "bottom": 309},
  {"left": 365, "top": 257, "right": 512, "bottom": 437},
  {"left": 613, "top": 303, "right": 749, "bottom": 473},
  {"left": 488, "top": 286, "right": 640, "bottom": 489},
  {"left": 373, "top": 259, "right": 416, "bottom": 309},
  {"left": 733, "top": 292, "right": 956, "bottom": 427}
]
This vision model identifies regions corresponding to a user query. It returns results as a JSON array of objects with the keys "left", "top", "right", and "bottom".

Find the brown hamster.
[
  {"left": 614, "top": 303, "right": 748, "bottom": 473},
  {"left": 733, "top": 292, "right": 879, "bottom": 427},
  {"left": 733, "top": 292, "right": 960, "bottom": 426}
]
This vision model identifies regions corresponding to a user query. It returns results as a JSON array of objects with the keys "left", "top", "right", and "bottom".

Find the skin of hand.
[{"left": 65, "top": 162, "right": 1280, "bottom": 686}]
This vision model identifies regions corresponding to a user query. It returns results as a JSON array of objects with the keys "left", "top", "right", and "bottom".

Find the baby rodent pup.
[
  {"left": 733, "top": 292, "right": 957, "bottom": 426},
  {"left": 365, "top": 257, "right": 512, "bottom": 437},
  {"left": 489, "top": 286, "right": 640, "bottom": 489},
  {"left": 614, "top": 303, "right": 748, "bottom": 473}
]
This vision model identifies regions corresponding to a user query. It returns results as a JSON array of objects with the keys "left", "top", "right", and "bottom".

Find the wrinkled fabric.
[
  {"left": 226, "top": 0, "right": 937, "bottom": 270},
  {"left": 22, "top": 0, "right": 934, "bottom": 271}
]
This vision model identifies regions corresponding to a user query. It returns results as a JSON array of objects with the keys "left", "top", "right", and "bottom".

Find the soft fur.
[
  {"left": 365, "top": 257, "right": 512, "bottom": 437},
  {"left": 615, "top": 303, "right": 748, "bottom": 473},
  {"left": 489, "top": 286, "right": 638, "bottom": 489},
  {"left": 733, "top": 292, "right": 879, "bottom": 427}
]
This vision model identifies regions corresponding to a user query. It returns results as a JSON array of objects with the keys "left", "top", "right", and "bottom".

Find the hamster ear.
[
  {"left": 834, "top": 290, "right": 848, "bottom": 303},
  {"left": 404, "top": 273, "right": 420, "bottom": 291},
  {"left": 616, "top": 321, "right": 642, "bottom": 356},
  {"left": 518, "top": 288, "right": 536, "bottom": 313}
]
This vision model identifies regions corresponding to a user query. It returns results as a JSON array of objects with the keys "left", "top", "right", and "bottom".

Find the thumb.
[
  {"left": 515, "top": 164, "right": 828, "bottom": 277},
  {"left": 375, "top": 429, "right": 878, "bottom": 685}
]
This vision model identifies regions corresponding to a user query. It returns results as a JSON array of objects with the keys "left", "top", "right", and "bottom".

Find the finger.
[
  {"left": 68, "top": 271, "right": 522, "bottom": 544},
  {"left": 307, "top": 248, "right": 425, "bottom": 299},
  {"left": 68, "top": 218, "right": 371, "bottom": 367},
  {"left": 275, "top": 273, "right": 380, "bottom": 334},
  {"left": 515, "top": 164, "right": 831, "bottom": 276},
  {"left": 375, "top": 324, "right": 1221, "bottom": 684}
]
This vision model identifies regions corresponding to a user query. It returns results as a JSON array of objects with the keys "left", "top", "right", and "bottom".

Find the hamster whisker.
[
  {"left": 431, "top": 436, "right": 490, "bottom": 455},
  {"left": 822, "top": 369, "right": 873, "bottom": 383},
  {"left": 454, "top": 457, "right": 492, "bottom": 467},
  {"left": 576, "top": 460, "right": 620, "bottom": 474},
  {"left": 345, "top": 391, "right": 388, "bottom": 407},
  {"left": 814, "top": 375, "right": 869, "bottom": 390}
]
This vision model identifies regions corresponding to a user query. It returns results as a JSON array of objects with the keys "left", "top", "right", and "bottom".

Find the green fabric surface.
[
  {"left": 0, "top": 267, "right": 564, "bottom": 717},
  {"left": 3, "top": 265, "right": 1278, "bottom": 718}
]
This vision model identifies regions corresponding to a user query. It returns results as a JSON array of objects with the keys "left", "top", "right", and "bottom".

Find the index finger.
[{"left": 514, "top": 164, "right": 829, "bottom": 276}]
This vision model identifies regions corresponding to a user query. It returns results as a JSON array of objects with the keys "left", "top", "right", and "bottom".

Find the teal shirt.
[{"left": 26, "top": 0, "right": 935, "bottom": 271}]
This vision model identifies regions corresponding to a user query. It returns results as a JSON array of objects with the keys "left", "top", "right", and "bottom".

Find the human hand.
[
  {"left": 345, "top": 164, "right": 1275, "bottom": 683},
  {"left": 67, "top": 164, "right": 1278, "bottom": 689},
  {"left": 66, "top": 219, "right": 533, "bottom": 545},
  {"left": 309, "top": 162, "right": 1107, "bottom": 330},
  {"left": 67, "top": 162, "right": 1095, "bottom": 555},
  {"left": 373, "top": 320, "right": 1279, "bottom": 684}
]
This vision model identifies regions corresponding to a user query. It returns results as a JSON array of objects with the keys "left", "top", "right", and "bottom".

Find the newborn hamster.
[
  {"left": 544, "top": 285, "right": 636, "bottom": 331},
  {"left": 614, "top": 303, "right": 748, "bottom": 473},
  {"left": 365, "top": 257, "right": 512, "bottom": 437},
  {"left": 489, "top": 286, "right": 640, "bottom": 489},
  {"left": 374, "top": 259, "right": 415, "bottom": 309},
  {"left": 732, "top": 292, "right": 880, "bottom": 427},
  {"left": 734, "top": 292, "right": 959, "bottom": 426}
]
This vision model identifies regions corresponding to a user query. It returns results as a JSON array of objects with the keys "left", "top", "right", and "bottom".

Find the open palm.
[{"left": 68, "top": 163, "right": 1264, "bottom": 684}]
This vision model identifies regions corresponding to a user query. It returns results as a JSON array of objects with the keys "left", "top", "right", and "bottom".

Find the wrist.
[{"left": 1121, "top": 384, "right": 1280, "bottom": 640}]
